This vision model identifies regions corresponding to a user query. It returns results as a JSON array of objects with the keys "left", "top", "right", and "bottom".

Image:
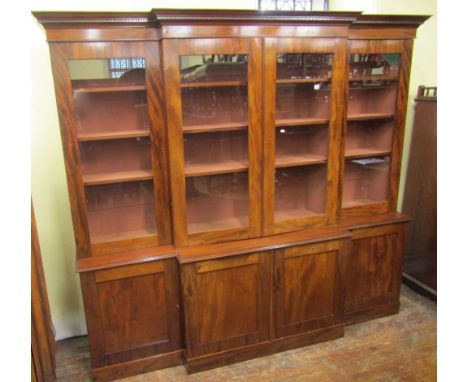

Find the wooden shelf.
[
  {"left": 347, "top": 113, "right": 394, "bottom": 121},
  {"left": 276, "top": 117, "right": 329, "bottom": 127},
  {"left": 275, "top": 153, "right": 327, "bottom": 168},
  {"left": 83, "top": 169, "right": 153, "bottom": 186},
  {"left": 90, "top": 229, "right": 157, "bottom": 245},
  {"left": 185, "top": 160, "right": 248, "bottom": 177},
  {"left": 77, "top": 130, "right": 150, "bottom": 142},
  {"left": 188, "top": 216, "right": 248, "bottom": 234},
  {"left": 73, "top": 84, "right": 146, "bottom": 94},
  {"left": 183, "top": 122, "right": 248, "bottom": 134},
  {"left": 277, "top": 77, "right": 331, "bottom": 84},
  {"left": 342, "top": 199, "right": 384, "bottom": 208},
  {"left": 349, "top": 75, "right": 398, "bottom": 82},
  {"left": 349, "top": 85, "right": 396, "bottom": 90},
  {"left": 345, "top": 148, "right": 390, "bottom": 159},
  {"left": 181, "top": 80, "right": 247, "bottom": 88},
  {"left": 275, "top": 207, "right": 322, "bottom": 222}
]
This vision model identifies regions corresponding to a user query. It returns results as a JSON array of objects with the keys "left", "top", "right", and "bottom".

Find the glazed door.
[
  {"left": 340, "top": 40, "right": 413, "bottom": 217},
  {"left": 263, "top": 38, "right": 347, "bottom": 235},
  {"left": 273, "top": 240, "right": 346, "bottom": 338},
  {"left": 163, "top": 38, "right": 262, "bottom": 246},
  {"left": 181, "top": 252, "right": 271, "bottom": 358},
  {"left": 49, "top": 42, "right": 172, "bottom": 256}
]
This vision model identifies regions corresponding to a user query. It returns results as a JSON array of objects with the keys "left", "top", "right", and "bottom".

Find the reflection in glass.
[
  {"left": 180, "top": 55, "right": 248, "bottom": 130},
  {"left": 273, "top": 53, "right": 332, "bottom": 222},
  {"left": 85, "top": 181, "right": 157, "bottom": 243},
  {"left": 275, "top": 165, "right": 327, "bottom": 221},
  {"left": 180, "top": 54, "right": 250, "bottom": 233},
  {"left": 68, "top": 58, "right": 157, "bottom": 243},
  {"left": 342, "top": 156, "right": 390, "bottom": 208},
  {"left": 186, "top": 173, "right": 249, "bottom": 233}
]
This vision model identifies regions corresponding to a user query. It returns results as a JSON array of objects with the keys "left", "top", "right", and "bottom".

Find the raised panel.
[
  {"left": 274, "top": 240, "right": 345, "bottom": 338},
  {"left": 98, "top": 273, "right": 169, "bottom": 354},
  {"left": 283, "top": 251, "right": 337, "bottom": 323},
  {"left": 345, "top": 227, "right": 402, "bottom": 314},
  {"left": 92, "top": 259, "right": 181, "bottom": 365},
  {"left": 182, "top": 252, "right": 271, "bottom": 357},
  {"left": 197, "top": 265, "right": 259, "bottom": 344}
]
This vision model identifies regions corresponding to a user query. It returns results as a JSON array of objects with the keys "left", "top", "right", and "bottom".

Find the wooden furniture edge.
[
  {"left": 177, "top": 229, "right": 352, "bottom": 263},
  {"left": 345, "top": 300, "right": 400, "bottom": 325},
  {"left": 352, "top": 14, "right": 430, "bottom": 27},
  {"left": 76, "top": 246, "right": 177, "bottom": 273},
  {"left": 92, "top": 349, "right": 184, "bottom": 382},
  {"left": 185, "top": 324, "right": 344, "bottom": 373},
  {"left": 31, "top": 11, "right": 152, "bottom": 27},
  {"left": 338, "top": 212, "right": 411, "bottom": 230}
]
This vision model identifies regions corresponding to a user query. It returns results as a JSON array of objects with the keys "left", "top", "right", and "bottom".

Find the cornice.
[
  {"left": 352, "top": 14, "right": 431, "bottom": 27},
  {"left": 150, "top": 9, "right": 362, "bottom": 25}
]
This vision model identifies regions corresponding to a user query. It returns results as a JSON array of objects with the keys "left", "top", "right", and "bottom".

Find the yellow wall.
[{"left": 31, "top": 0, "right": 436, "bottom": 339}]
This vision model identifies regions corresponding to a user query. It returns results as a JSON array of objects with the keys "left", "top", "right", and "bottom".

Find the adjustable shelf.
[
  {"left": 185, "top": 160, "right": 248, "bottom": 177},
  {"left": 276, "top": 117, "right": 329, "bottom": 127},
  {"left": 276, "top": 77, "right": 331, "bottom": 84},
  {"left": 181, "top": 80, "right": 247, "bottom": 88},
  {"left": 188, "top": 216, "right": 248, "bottom": 233},
  {"left": 275, "top": 153, "right": 327, "bottom": 168},
  {"left": 77, "top": 130, "right": 150, "bottom": 142},
  {"left": 183, "top": 122, "right": 248, "bottom": 134},
  {"left": 90, "top": 229, "right": 157, "bottom": 245},
  {"left": 347, "top": 113, "right": 394, "bottom": 121},
  {"left": 342, "top": 199, "right": 380, "bottom": 208},
  {"left": 345, "top": 148, "right": 390, "bottom": 159},
  {"left": 82, "top": 169, "right": 153, "bottom": 186},
  {"left": 275, "top": 207, "right": 322, "bottom": 221}
]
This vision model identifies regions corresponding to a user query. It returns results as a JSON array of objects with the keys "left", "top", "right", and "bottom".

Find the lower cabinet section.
[
  {"left": 180, "top": 238, "right": 347, "bottom": 372},
  {"left": 78, "top": 219, "right": 409, "bottom": 379},
  {"left": 79, "top": 258, "right": 183, "bottom": 381},
  {"left": 344, "top": 223, "right": 407, "bottom": 324}
]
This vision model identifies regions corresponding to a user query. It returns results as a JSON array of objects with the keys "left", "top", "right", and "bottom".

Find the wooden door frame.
[
  {"left": 263, "top": 37, "right": 347, "bottom": 236},
  {"left": 162, "top": 38, "right": 263, "bottom": 246},
  {"left": 48, "top": 41, "right": 172, "bottom": 257},
  {"left": 338, "top": 39, "right": 413, "bottom": 219}
]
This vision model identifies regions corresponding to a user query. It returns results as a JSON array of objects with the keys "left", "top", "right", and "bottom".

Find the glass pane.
[
  {"left": 343, "top": 53, "right": 400, "bottom": 208},
  {"left": 180, "top": 54, "right": 250, "bottom": 233},
  {"left": 274, "top": 53, "right": 332, "bottom": 222},
  {"left": 184, "top": 131, "right": 248, "bottom": 176},
  {"left": 186, "top": 173, "right": 249, "bottom": 233},
  {"left": 275, "top": 166, "right": 327, "bottom": 220},
  {"left": 348, "top": 53, "right": 400, "bottom": 117},
  {"left": 68, "top": 58, "right": 157, "bottom": 243},
  {"left": 69, "top": 58, "right": 149, "bottom": 138},
  {"left": 342, "top": 157, "right": 390, "bottom": 208},
  {"left": 85, "top": 181, "right": 156, "bottom": 243}
]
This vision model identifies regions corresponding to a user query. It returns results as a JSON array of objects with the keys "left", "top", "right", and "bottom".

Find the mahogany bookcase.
[{"left": 33, "top": 9, "right": 429, "bottom": 381}]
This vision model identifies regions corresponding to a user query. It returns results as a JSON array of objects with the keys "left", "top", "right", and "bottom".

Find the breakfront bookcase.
[{"left": 33, "top": 9, "right": 428, "bottom": 381}]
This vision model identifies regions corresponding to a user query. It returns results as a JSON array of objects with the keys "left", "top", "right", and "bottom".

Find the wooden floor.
[{"left": 55, "top": 285, "right": 436, "bottom": 381}]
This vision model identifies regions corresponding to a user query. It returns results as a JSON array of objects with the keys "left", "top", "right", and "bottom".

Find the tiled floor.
[{"left": 55, "top": 285, "right": 436, "bottom": 381}]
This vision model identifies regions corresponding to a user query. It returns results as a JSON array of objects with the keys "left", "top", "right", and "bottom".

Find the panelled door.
[
  {"left": 273, "top": 240, "right": 346, "bottom": 338},
  {"left": 263, "top": 37, "right": 347, "bottom": 235},
  {"left": 163, "top": 38, "right": 263, "bottom": 246},
  {"left": 181, "top": 252, "right": 271, "bottom": 358}
]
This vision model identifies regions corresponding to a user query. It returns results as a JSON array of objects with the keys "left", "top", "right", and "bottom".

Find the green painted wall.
[{"left": 31, "top": 0, "right": 436, "bottom": 339}]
